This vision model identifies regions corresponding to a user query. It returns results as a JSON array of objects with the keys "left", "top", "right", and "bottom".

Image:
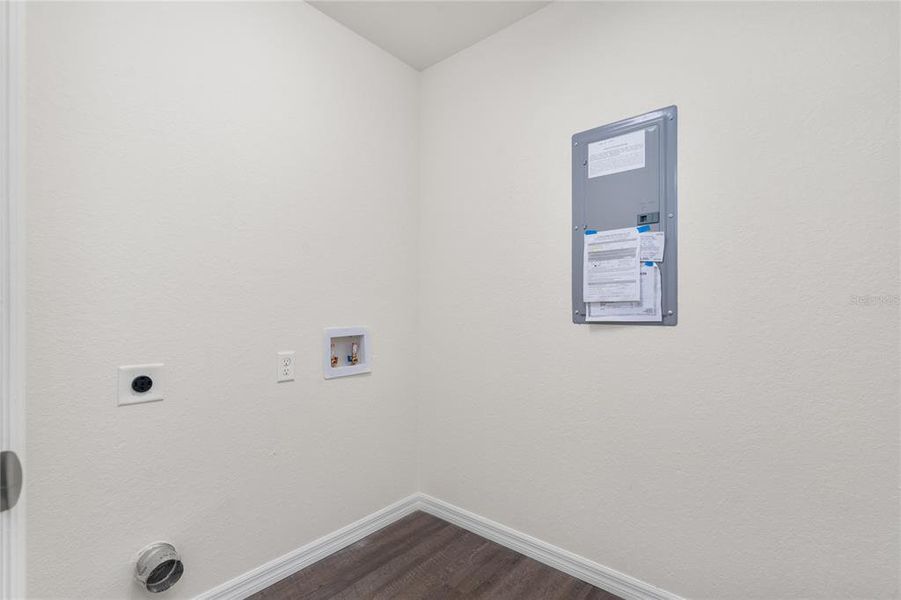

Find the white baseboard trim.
[
  {"left": 194, "top": 494, "right": 421, "bottom": 600},
  {"left": 416, "top": 494, "right": 684, "bottom": 600},
  {"left": 195, "top": 493, "right": 683, "bottom": 600}
]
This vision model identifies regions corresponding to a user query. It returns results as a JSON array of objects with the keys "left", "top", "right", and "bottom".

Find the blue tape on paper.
[
  {"left": 645, "top": 261, "right": 655, "bottom": 267},
  {"left": 636, "top": 225, "right": 651, "bottom": 233},
  {"left": 584, "top": 230, "right": 597, "bottom": 235}
]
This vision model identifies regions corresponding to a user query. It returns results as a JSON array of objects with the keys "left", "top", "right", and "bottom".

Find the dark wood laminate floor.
[{"left": 248, "top": 511, "right": 623, "bottom": 600}]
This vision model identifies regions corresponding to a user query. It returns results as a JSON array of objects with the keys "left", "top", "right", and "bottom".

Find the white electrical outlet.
[{"left": 277, "top": 351, "right": 295, "bottom": 382}]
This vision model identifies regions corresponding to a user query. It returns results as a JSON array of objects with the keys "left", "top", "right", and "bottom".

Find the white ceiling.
[{"left": 308, "top": 1, "right": 551, "bottom": 71}]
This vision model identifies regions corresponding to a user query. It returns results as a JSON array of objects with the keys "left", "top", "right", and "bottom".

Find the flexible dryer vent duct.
[{"left": 135, "top": 542, "right": 184, "bottom": 593}]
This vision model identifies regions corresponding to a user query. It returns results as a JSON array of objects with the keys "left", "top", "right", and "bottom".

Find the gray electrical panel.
[{"left": 571, "top": 106, "right": 677, "bottom": 326}]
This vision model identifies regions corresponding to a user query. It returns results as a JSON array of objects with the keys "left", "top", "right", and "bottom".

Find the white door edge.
[{"left": 0, "top": 1, "right": 26, "bottom": 599}]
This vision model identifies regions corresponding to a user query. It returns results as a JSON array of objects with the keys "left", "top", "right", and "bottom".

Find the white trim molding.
[
  {"left": 416, "top": 495, "right": 684, "bottom": 600},
  {"left": 196, "top": 493, "right": 684, "bottom": 600},
  {"left": 194, "top": 495, "right": 422, "bottom": 600}
]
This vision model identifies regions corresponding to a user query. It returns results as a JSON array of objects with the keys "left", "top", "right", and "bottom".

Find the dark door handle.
[{"left": 1, "top": 450, "right": 23, "bottom": 512}]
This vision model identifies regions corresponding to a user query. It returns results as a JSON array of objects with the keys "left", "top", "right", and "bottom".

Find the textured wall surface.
[
  {"left": 26, "top": 2, "right": 419, "bottom": 598},
  {"left": 26, "top": 1, "right": 901, "bottom": 599},
  {"left": 418, "top": 2, "right": 900, "bottom": 599}
]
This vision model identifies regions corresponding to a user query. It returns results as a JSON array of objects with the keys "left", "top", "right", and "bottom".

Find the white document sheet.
[
  {"left": 587, "top": 130, "right": 646, "bottom": 178},
  {"left": 582, "top": 227, "right": 641, "bottom": 303},
  {"left": 586, "top": 263, "right": 662, "bottom": 322},
  {"left": 639, "top": 231, "right": 665, "bottom": 262}
]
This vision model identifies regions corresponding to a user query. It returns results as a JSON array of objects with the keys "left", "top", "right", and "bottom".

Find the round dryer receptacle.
[{"left": 131, "top": 375, "right": 153, "bottom": 393}]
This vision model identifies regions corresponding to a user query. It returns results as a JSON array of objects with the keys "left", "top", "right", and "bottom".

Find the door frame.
[{"left": 0, "top": 1, "right": 25, "bottom": 599}]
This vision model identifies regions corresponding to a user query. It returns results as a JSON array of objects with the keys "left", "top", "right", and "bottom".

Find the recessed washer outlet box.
[{"left": 323, "top": 327, "right": 370, "bottom": 379}]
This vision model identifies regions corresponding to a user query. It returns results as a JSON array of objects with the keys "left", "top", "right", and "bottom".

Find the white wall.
[
  {"left": 418, "top": 2, "right": 900, "bottom": 599},
  {"left": 26, "top": 2, "right": 901, "bottom": 599},
  {"left": 26, "top": 2, "right": 419, "bottom": 598}
]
